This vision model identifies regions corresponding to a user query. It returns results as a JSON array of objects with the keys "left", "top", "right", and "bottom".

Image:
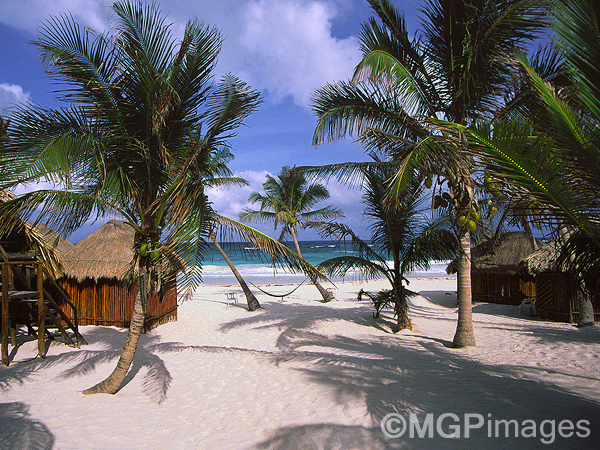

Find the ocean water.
[{"left": 199, "top": 240, "right": 455, "bottom": 286}]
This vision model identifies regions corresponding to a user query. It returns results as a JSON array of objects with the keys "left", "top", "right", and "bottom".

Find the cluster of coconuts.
[
  {"left": 456, "top": 206, "right": 480, "bottom": 232},
  {"left": 485, "top": 176, "right": 501, "bottom": 198},
  {"left": 139, "top": 240, "right": 161, "bottom": 260},
  {"left": 484, "top": 176, "right": 500, "bottom": 218}
]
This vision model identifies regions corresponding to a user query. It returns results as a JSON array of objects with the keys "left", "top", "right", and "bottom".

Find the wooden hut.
[
  {"left": 56, "top": 220, "right": 178, "bottom": 331},
  {"left": 1, "top": 221, "right": 86, "bottom": 366},
  {"left": 447, "top": 232, "right": 543, "bottom": 305},
  {"left": 519, "top": 238, "right": 600, "bottom": 323}
]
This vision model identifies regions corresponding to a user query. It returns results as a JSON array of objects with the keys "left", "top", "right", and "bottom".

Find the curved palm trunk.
[
  {"left": 83, "top": 267, "right": 150, "bottom": 395},
  {"left": 290, "top": 226, "right": 334, "bottom": 302},
  {"left": 211, "top": 234, "right": 261, "bottom": 311},
  {"left": 452, "top": 230, "right": 476, "bottom": 347}
]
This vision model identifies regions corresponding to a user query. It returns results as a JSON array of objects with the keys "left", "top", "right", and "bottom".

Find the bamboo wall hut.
[
  {"left": 519, "top": 239, "right": 600, "bottom": 323},
  {"left": 447, "top": 232, "right": 542, "bottom": 305},
  {"left": 55, "top": 220, "right": 177, "bottom": 330}
]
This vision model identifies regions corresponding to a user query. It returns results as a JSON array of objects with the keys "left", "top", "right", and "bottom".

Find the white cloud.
[
  {"left": 0, "top": 0, "right": 109, "bottom": 33},
  {"left": 2, "top": 0, "right": 361, "bottom": 110},
  {"left": 0, "top": 83, "right": 31, "bottom": 115},
  {"left": 236, "top": 0, "right": 360, "bottom": 107},
  {"left": 207, "top": 169, "right": 270, "bottom": 221}
]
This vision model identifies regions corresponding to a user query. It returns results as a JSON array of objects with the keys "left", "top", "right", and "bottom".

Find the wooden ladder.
[{"left": 1, "top": 259, "right": 87, "bottom": 366}]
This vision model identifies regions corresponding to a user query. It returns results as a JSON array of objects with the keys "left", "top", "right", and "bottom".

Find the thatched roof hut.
[
  {"left": 61, "top": 220, "right": 135, "bottom": 282},
  {"left": 447, "top": 232, "right": 543, "bottom": 305},
  {"left": 519, "top": 233, "right": 568, "bottom": 275},
  {"left": 519, "top": 233, "right": 598, "bottom": 323},
  {"left": 56, "top": 220, "right": 178, "bottom": 330},
  {"left": 447, "top": 231, "right": 544, "bottom": 275},
  {"left": 32, "top": 222, "right": 75, "bottom": 258}
]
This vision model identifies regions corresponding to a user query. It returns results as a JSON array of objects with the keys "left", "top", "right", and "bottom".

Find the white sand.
[{"left": 2, "top": 277, "right": 599, "bottom": 450}]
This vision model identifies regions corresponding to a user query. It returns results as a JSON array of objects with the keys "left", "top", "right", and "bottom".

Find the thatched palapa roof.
[
  {"left": 519, "top": 243, "right": 560, "bottom": 275},
  {"left": 519, "top": 231, "right": 572, "bottom": 275},
  {"left": 447, "top": 231, "right": 545, "bottom": 275},
  {"left": 62, "top": 220, "right": 135, "bottom": 282},
  {"left": 32, "top": 222, "right": 75, "bottom": 257}
]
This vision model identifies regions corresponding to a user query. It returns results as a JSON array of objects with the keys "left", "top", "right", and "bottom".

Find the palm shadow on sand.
[
  {"left": 253, "top": 328, "right": 600, "bottom": 449},
  {"left": 1, "top": 327, "right": 188, "bottom": 404},
  {"left": 0, "top": 402, "right": 54, "bottom": 450},
  {"left": 214, "top": 299, "right": 600, "bottom": 449}
]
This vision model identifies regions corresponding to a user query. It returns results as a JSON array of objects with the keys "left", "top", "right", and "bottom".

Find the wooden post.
[
  {"left": 1, "top": 263, "right": 8, "bottom": 365},
  {"left": 37, "top": 262, "right": 45, "bottom": 358},
  {"left": 9, "top": 300, "right": 16, "bottom": 346}
]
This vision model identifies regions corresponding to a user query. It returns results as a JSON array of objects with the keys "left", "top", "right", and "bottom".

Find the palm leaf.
[
  {"left": 464, "top": 120, "right": 591, "bottom": 231},
  {"left": 552, "top": 0, "right": 600, "bottom": 120},
  {"left": 318, "top": 255, "right": 391, "bottom": 282},
  {"left": 214, "top": 214, "right": 325, "bottom": 281}
]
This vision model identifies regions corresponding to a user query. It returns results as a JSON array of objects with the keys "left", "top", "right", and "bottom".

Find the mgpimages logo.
[{"left": 380, "top": 412, "right": 591, "bottom": 445}]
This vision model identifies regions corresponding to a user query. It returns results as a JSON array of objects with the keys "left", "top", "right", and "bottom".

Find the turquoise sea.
[{"left": 200, "top": 240, "right": 455, "bottom": 286}]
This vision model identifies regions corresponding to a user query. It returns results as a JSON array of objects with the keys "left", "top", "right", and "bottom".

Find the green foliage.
[
  {"left": 1, "top": 1, "right": 262, "bottom": 294},
  {"left": 358, "top": 288, "right": 394, "bottom": 319},
  {"left": 313, "top": 0, "right": 548, "bottom": 231},
  {"left": 462, "top": 0, "right": 600, "bottom": 282},
  {"left": 318, "top": 162, "right": 456, "bottom": 323},
  {"left": 240, "top": 166, "right": 343, "bottom": 244}
]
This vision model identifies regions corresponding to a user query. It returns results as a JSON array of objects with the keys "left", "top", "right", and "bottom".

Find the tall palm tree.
[
  {"left": 318, "top": 162, "right": 456, "bottom": 331},
  {"left": 1, "top": 1, "right": 268, "bottom": 395},
  {"left": 461, "top": 0, "right": 600, "bottom": 326},
  {"left": 240, "top": 166, "right": 343, "bottom": 302},
  {"left": 312, "top": 0, "right": 547, "bottom": 346}
]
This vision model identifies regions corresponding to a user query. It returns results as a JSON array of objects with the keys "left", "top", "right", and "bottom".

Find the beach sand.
[{"left": 2, "top": 277, "right": 599, "bottom": 449}]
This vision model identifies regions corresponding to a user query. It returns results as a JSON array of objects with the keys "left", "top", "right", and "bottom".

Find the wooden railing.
[
  {"left": 1, "top": 260, "right": 87, "bottom": 366},
  {"left": 1, "top": 260, "right": 43, "bottom": 365}
]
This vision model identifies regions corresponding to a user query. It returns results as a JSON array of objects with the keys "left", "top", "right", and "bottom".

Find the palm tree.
[
  {"left": 240, "top": 166, "right": 343, "bottom": 302},
  {"left": 1, "top": 1, "right": 266, "bottom": 395},
  {"left": 318, "top": 162, "right": 456, "bottom": 331},
  {"left": 209, "top": 223, "right": 261, "bottom": 311},
  {"left": 461, "top": 0, "right": 600, "bottom": 326},
  {"left": 312, "top": 0, "right": 547, "bottom": 346}
]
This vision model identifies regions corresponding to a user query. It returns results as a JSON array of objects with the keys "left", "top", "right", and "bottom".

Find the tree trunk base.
[
  {"left": 320, "top": 292, "right": 335, "bottom": 303},
  {"left": 82, "top": 270, "right": 149, "bottom": 395},
  {"left": 246, "top": 294, "right": 262, "bottom": 311},
  {"left": 452, "top": 338, "right": 476, "bottom": 348},
  {"left": 82, "top": 377, "right": 120, "bottom": 395},
  {"left": 395, "top": 316, "right": 412, "bottom": 332}
]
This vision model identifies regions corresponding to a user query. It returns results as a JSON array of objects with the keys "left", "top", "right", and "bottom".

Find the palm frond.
[
  {"left": 552, "top": 0, "right": 600, "bottom": 120},
  {"left": 318, "top": 255, "right": 391, "bottom": 282},
  {"left": 35, "top": 13, "right": 118, "bottom": 107},
  {"left": 214, "top": 215, "right": 325, "bottom": 280},
  {"left": 0, "top": 189, "right": 106, "bottom": 238},
  {"left": 318, "top": 221, "right": 388, "bottom": 267},
  {"left": 465, "top": 120, "right": 592, "bottom": 231},
  {"left": 312, "top": 79, "right": 429, "bottom": 148},
  {"left": 354, "top": 0, "right": 441, "bottom": 115},
  {"left": 202, "top": 74, "right": 263, "bottom": 148},
  {"left": 294, "top": 161, "right": 376, "bottom": 188}
]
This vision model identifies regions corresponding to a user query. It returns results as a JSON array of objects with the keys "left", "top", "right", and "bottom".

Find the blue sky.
[{"left": 0, "top": 0, "right": 420, "bottom": 243}]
